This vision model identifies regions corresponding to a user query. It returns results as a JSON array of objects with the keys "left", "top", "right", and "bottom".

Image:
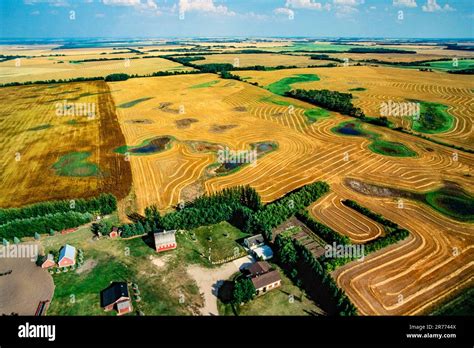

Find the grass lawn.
[
  {"left": 369, "top": 139, "right": 417, "bottom": 158},
  {"left": 40, "top": 214, "right": 203, "bottom": 315},
  {"left": 218, "top": 264, "right": 325, "bottom": 316},
  {"left": 177, "top": 221, "right": 250, "bottom": 267}
]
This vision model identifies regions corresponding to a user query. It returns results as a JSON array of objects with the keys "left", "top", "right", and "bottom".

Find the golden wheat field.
[
  {"left": 0, "top": 81, "right": 131, "bottom": 207},
  {"left": 107, "top": 69, "right": 473, "bottom": 315},
  {"left": 193, "top": 53, "right": 332, "bottom": 67},
  {"left": 234, "top": 66, "right": 474, "bottom": 150},
  {"left": 0, "top": 56, "right": 192, "bottom": 84}
]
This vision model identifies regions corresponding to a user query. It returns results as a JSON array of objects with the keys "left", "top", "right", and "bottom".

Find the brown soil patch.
[
  {"left": 209, "top": 124, "right": 238, "bottom": 133},
  {"left": 175, "top": 118, "right": 199, "bottom": 129}
]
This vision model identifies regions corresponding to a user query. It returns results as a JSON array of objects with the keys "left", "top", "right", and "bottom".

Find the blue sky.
[{"left": 0, "top": 0, "right": 473, "bottom": 38}]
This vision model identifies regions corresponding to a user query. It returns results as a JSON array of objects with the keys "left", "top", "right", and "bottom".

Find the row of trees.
[
  {"left": 0, "top": 211, "right": 93, "bottom": 239},
  {"left": 0, "top": 193, "right": 117, "bottom": 226},
  {"left": 274, "top": 234, "right": 358, "bottom": 316},
  {"left": 246, "top": 182, "right": 330, "bottom": 240}
]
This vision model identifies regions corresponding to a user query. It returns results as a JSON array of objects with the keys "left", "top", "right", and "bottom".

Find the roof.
[
  {"left": 116, "top": 300, "right": 131, "bottom": 311},
  {"left": 58, "top": 244, "right": 76, "bottom": 261},
  {"left": 154, "top": 230, "right": 177, "bottom": 246},
  {"left": 251, "top": 270, "right": 281, "bottom": 289},
  {"left": 244, "top": 234, "right": 265, "bottom": 248},
  {"left": 100, "top": 282, "right": 130, "bottom": 307},
  {"left": 253, "top": 245, "right": 274, "bottom": 260},
  {"left": 247, "top": 261, "right": 271, "bottom": 276}
]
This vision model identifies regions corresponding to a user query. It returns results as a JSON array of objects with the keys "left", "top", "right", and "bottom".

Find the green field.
[
  {"left": 426, "top": 59, "right": 474, "bottom": 70},
  {"left": 266, "top": 74, "right": 320, "bottom": 95},
  {"left": 304, "top": 108, "right": 331, "bottom": 122},
  {"left": 52, "top": 152, "right": 100, "bottom": 177},
  {"left": 265, "top": 43, "right": 359, "bottom": 53},
  {"left": 412, "top": 101, "right": 454, "bottom": 134}
]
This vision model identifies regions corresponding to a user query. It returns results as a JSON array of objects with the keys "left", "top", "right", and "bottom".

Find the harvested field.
[
  {"left": 0, "top": 56, "right": 192, "bottom": 84},
  {"left": 0, "top": 81, "right": 132, "bottom": 207},
  {"left": 234, "top": 66, "right": 474, "bottom": 149},
  {"left": 193, "top": 53, "right": 331, "bottom": 68}
]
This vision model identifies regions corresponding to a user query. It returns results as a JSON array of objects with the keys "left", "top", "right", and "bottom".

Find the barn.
[
  {"left": 154, "top": 230, "right": 177, "bottom": 253},
  {"left": 58, "top": 244, "right": 76, "bottom": 267},
  {"left": 100, "top": 282, "right": 133, "bottom": 316}
]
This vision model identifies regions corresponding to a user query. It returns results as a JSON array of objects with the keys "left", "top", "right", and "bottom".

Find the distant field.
[
  {"left": 0, "top": 81, "right": 131, "bottom": 207},
  {"left": 193, "top": 53, "right": 331, "bottom": 68},
  {"left": 0, "top": 55, "right": 192, "bottom": 84}
]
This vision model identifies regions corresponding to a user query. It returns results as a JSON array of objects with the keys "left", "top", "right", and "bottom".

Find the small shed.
[
  {"left": 109, "top": 227, "right": 120, "bottom": 239},
  {"left": 41, "top": 254, "right": 56, "bottom": 269},
  {"left": 243, "top": 234, "right": 265, "bottom": 250},
  {"left": 58, "top": 244, "right": 77, "bottom": 267},
  {"left": 154, "top": 230, "right": 177, "bottom": 253}
]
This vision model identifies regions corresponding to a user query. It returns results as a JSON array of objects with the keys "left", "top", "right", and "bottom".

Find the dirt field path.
[{"left": 187, "top": 256, "right": 254, "bottom": 316}]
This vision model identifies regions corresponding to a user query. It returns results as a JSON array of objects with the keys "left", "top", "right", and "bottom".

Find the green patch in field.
[
  {"left": 266, "top": 74, "right": 320, "bottom": 95},
  {"left": 259, "top": 95, "right": 293, "bottom": 106},
  {"left": 332, "top": 121, "right": 417, "bottom": 157},
  {"left": 114, "top": 136, "right": 174, "bottom": 156},
  {"left": 52, "top": 152, "right": 100, "bottom": 177},
  {"left": 28, "top": 124, "right": 52, "bottom": 131},
  {"left": 189, "top": 80, "right": 220, "bottom": 89},
  {"left": 348, "top": 87, "right": 366, "bottom": 92},
  {"left": 369, "top": 139, "right": 417, "bottom": 158},
  {"left": 304, "top": 108, "right": 330, "bottom": 122},
  {"left": 118, "top": 97, "right": 153, "bottom": 108},
  {"left": 424, "top": 187, "right": 474, "bottom": 222},
  {"left": 412, "top": 101, "right": 454, "bottom": 134}
]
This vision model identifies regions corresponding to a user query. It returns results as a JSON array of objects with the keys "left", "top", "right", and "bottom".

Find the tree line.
[
  {"left": 0, "top": 193, "right": 117, "bottom": 240},
  {"left": 274, "top": 233, "right": 358, "bottom": 316}
]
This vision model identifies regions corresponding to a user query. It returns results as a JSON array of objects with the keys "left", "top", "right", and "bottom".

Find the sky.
[{"left": 0, "top": 0, "right": 473, "bottom": 39}]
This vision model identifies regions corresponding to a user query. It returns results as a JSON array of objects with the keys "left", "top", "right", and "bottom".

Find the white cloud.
[
  {"left": 24, "top": 0, "right": 70, "bottom": 6},
  {"left": 30, "top": 10, "right": 41, "bottom": 15},
  {"left": 393, "top": 0, "right": 417, "bottom": 7},
  {"left": 422, "top": 0, "right": 455, "bottom": 12},
  {"left": 102, "top": 0, "right": 141, "bottom": 5},
  {"left": 274, "top": 7, "right": 295, "bottom": 17},
  {"left": 178, "top": 0, "right": 235, "bottom": 16},
  {"left": 285, "top": 0, "right": 330, "bottom": 11},
  {"left": 332, "top": 0, "right": 364, "bottom": 18}
]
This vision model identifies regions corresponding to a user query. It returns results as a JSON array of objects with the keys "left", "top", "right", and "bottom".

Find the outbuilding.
[
  {"left": 154, "top": 230, "right": 177, "bottom": 253},
  {"left": 58, "top": 244, "right": 76, "bottom": 267}
]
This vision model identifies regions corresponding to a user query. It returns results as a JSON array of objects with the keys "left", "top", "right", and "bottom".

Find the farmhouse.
[
  {"left": 252, "top": 271, "right": 281, "bottom": 295},
  {"left": 58, "top": 244, "right": 76, "bottom": 267},
  {"left": 41, "top": 254, "right": 56, "bottom": 269},
  {"left": 154, "top": 230, "right": 177, "bottom": 253},
  {"left": 100, "top": 282, "right": 132, "bottom": 316}
]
